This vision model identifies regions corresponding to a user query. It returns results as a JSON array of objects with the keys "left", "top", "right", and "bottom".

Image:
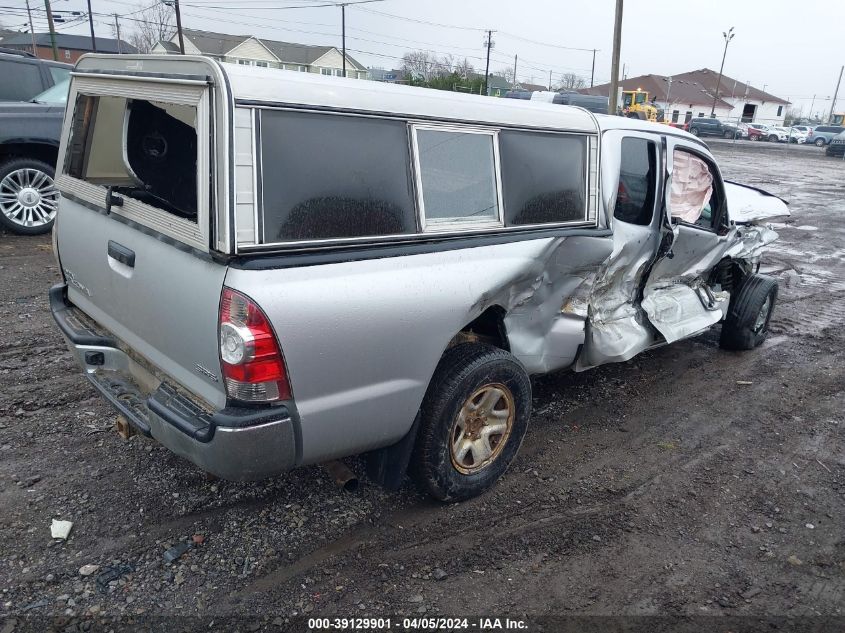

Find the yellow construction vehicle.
[
  {"left": 831, "top": 113, "right": 845, "bottom": 125},
  {"left": 621, "top": 89, "right": 658, "bottom": 122}
]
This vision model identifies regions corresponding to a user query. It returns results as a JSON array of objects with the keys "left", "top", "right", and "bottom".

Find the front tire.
[
  {"left": 411, "top": 343, "right": 531, "bottom": 502},
  {"left": 815, "top": 137, "right": 826, "bottom": 147},
  {"left": 0, "top": 157, "right": 59, "bottom": 235},
  {"left": 724, "top": 130, "right": 733, "bottom": 139},
  {"left": 768, "top": 134, "right": 779, "bottom": 143},
  {"left": 720, "top": 274, "right": 778, "bottom": 351},
  {"left": 690, "top": 127, "right": 700, "bottom": 136}
]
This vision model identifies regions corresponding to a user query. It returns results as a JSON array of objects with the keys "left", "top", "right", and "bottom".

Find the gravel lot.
[{"left": 1, "top": 140, "right": 844, "bottom": 632}]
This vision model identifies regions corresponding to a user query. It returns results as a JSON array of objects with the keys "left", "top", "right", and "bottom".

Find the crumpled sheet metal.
[
  {"left": 498, "top": 236, "right": 612, "bottom": 374},
  {"left": 724, "top": 182, "right": 790, "bottom": 223}
]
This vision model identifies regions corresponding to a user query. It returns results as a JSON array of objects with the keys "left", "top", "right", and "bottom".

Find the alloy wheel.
[{"left": 0, "top": 168, "right": 59, "bottom": 229}]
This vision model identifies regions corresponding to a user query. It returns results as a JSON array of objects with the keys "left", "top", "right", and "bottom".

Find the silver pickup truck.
[{"left": 50, "top": 55, "right": 788, "bottom": 501}]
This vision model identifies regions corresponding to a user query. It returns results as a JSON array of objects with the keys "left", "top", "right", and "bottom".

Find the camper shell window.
[
  {"left": 412, "top": 126, "right": 502, "bottom": 231},
  {"left": 258, "top": 110, "right": 417, "bottom": 243},
  {"left": 498, "top": 131, "right": 588, "bottom": 225},
  {"left": 64, "top": 93, "right": 199, "bottom": 222}
]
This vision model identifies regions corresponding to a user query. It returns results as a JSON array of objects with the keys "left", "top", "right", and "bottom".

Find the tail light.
[{"left": 219, "top": 287, "right": 291, "bottom": 403}]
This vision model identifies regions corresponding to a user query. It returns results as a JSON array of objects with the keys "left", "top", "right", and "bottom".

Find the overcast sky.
[{"left": 6, "top": 0, "right": 843, "bottom": 117}]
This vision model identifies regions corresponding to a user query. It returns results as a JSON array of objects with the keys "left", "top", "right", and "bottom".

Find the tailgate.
[{"left": 55, "top": 68, "right": 228, "bottom": 408}]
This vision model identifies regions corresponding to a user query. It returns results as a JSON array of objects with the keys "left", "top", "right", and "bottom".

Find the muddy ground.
[{"left": 1, "top": 140, "right": 844, "bottom": 632}]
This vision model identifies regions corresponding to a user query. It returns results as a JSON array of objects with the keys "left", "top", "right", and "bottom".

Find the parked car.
[
  {"left": 51, "top": 55, "right": 788, "bottom": 501},
  {"left": 0, "top": 78, "right": 68, "bottom": 235},
  {"left": 765, "top": 126, "right": 791, "bottom": 142},
  {"left": 807, "top": 125, "right": 845, "bottom": 147},
  {"left": 825, "top": 130, "right": 845, "bottom": 157},
  {"left": 0, "top": 49, "right": 71, "bottom": 102},
  {"left": 745, "top": 123, "right": 769, "bottom": 141},
  {"left": 686, "top": 117, "right": 741, "bottom": 138},
  {"left": 788, "top": 127, "right": 808, "bottom": 143}
]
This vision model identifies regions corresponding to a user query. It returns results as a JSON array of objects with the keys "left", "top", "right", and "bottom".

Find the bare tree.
[
  {"left": 495, "top": 66, "right": 517, "bottom": 87},
  {"left": 557, "top": 72, "right": 586, "bottom": 91},
  {"left": 125, "top": 2, "right": 175, "bottom": 53},
  {"left": 454, "top": 57, "right": 474, "bottom": 80},
  {"left": 401, "top": 50, "right": 435, "bottom": 81}
]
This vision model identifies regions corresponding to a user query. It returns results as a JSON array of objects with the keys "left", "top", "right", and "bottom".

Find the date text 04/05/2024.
[{"left": 307, "top": 617, "right": 528, "bottom": 630}]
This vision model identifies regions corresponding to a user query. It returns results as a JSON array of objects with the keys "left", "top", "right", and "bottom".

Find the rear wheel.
[
  {"left": 768, "top": 134, "right": 779, "bottom": 142},
  {"left": 815, "top": 137, "right": 826, "bottom": 147},
  {"left": 690, "top": 127, "right": 700, "bottom": 136},
  {"left": 411, "top": 343, "right": 531, "bottom": 502},
  {"left": 0, "top": 158, "right": 58, "bottom": 235},
  {"left": 720, "top": 274, "right": 778, "bottom": 351},
  {"left": 723, "top": 130, "right": 733, "bottom": 139}
]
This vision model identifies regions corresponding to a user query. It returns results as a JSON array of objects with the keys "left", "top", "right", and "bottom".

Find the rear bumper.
[{"left": 49, "top": 284, "right": 298, "bottom": 481}]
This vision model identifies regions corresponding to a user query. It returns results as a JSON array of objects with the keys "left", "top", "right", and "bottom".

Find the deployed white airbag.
[{"left": 670, "top": 151, "right": 713, "bottom": 223}]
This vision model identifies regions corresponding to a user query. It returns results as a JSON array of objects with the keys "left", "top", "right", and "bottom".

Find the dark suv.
[
  {"left": 686, "top": 117, "right": 740, "bottom": 139},
  {"left": 807, "top": 125, "right": 845, "bottom": 147},
  {"left": 0, "top": 49, "right": 71, "bottom": 102},
  {"left": 826, "top": 131, "right": 845, "bottom": 157}
]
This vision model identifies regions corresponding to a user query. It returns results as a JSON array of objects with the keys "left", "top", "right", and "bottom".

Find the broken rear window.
[{"left": 64, "top": 94, "right": 198, "bottom": 222}]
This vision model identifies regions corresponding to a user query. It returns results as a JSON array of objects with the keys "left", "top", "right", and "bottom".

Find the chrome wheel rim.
[
  {"left": 450, "top": 383, "right": 515, "bottom": 475},
  {"left": 0, "top": 168, "right": 59, "bottom": 228},
  {"left": 753, "top": 296, "right": 772, "bottom": 332}
]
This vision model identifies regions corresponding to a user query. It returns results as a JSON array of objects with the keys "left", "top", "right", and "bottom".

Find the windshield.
[
  {"left": 635, "top": 92, "right": 646, "bottom": 104},
  {"left": 31, "top": 79, "right": 70, "bottom": 104}
]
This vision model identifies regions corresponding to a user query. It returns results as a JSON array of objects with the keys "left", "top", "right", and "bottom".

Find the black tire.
[
  {"left": 768, "top": 134, "right": 779, "bottom": 143},
  {"left": 411, "top": 343, "right": 531, "bottom": 502},
  {"left": 690, "top": 127, "right": 700, "bottom": 136},
  {"left": 814, "top": 137, "right": 826, "bottom": 147},
  {"left": 720, "top": 274, "right": 778, "bottom": 351},
  {"left": 0, "top": 157, "right": 58, "bottom": 235},
  {"left": 724, "top": 130, "right": 733, "bottom": 139}
]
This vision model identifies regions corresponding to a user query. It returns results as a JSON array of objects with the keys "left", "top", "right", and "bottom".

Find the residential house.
[
  {"left": 582, "top": 69, "right": 789, "bottom": 125},
  {"left": 152, "top": 28, "right": 368, "bottom": 79},
  {"left": 0, "top": 32, "right": 135, "bottom": 63}
]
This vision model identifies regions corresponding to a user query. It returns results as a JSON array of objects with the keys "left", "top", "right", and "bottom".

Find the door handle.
[{"left": 108, "top": 240, "right": 135, "bottom": 268}]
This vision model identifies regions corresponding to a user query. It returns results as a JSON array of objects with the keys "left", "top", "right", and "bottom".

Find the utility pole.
[
  {"left": 607, "top": 0, "right": 623, "bottom": 115},
  {"left": 342, "top": 4, "right": 347, "bottom": 77},
  {"left": 483, "top": 30, "right": 494, "bottom": 96},
  {"left": 174, "top": 0, "right": 185, "bottom": 54},
  {"left": 809, "top": 94, "right": 816, "bottom": 120},
  {"left": 829, "top": 65, "right": 843, "bottom": 124},
  {"left": 512, "top": 54, "right": 517, "bottom": 89},
  {"left": 710, "top": 26, "right": 735, "bottom": 117},
  {"left": 43, "top": 0, "right": 59, "bottom": 61},
  {"left": 548, "top": 69, "right": 552, "bottom": 91},
  {"left": 590, "top": 48, "right": 596, "bottom": 87},
  {"left": 25, "top": 0, "right": 37, "bottom": 56},
  {"left": 86, "top": 0, "right": 96, "bottom": 52},
  {"left": 113, "top": 14, "right": 122, "bottom": 53}
]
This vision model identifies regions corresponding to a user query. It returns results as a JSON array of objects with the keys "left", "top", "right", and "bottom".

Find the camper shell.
[{"left": 50, "top": 55, "right": 787, "bottom": 500}]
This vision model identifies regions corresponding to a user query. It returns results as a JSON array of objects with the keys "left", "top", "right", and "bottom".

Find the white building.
[
  {"left": 582, "top": 69, "right": 789, "bottom": 126},
  {"left": 152, "top": 29, "right": 368, "bottom": 80}
]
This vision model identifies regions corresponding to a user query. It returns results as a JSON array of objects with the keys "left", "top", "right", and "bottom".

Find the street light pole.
[{"left": 710, "top": 26, "right": 734, "bottom": 118}]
